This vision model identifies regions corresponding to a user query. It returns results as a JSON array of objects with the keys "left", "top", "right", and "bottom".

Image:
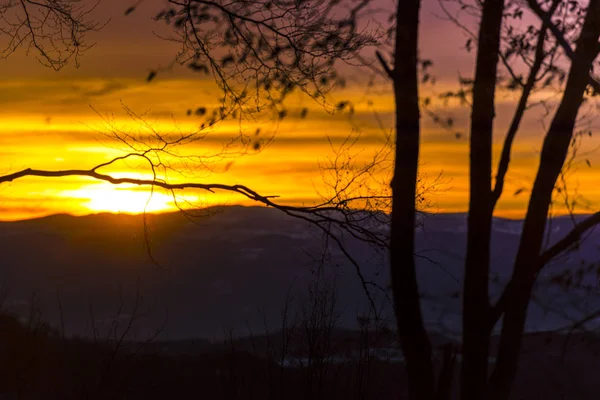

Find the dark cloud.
[
  {"left": 0, "top": 127, "right": 392, "bottom": 149},
  {"left": 79, "top": 81, "right": 129, "bottom": 97}
]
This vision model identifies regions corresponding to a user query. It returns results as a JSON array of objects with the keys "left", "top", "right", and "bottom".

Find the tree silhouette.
[
  {"left": 386, "top": 0, "right": 600, "bottom": 399},
  {"left": 3, "top": 1, "right": 600, "bottom": 399},
  {"left": 0, "top": 0, "right": 99, "bottom": 69}
]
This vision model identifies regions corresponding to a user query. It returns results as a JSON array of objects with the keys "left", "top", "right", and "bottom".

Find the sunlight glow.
[
  {"left": 62, "top": 184, "right": 197, "bottom": 214},
  {"left": 2, "top": 76, "right": 600, "bottom": 220}
]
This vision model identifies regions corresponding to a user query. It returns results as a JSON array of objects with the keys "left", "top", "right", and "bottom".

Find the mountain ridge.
[{"left": 0, "top": 205, "right": 597, "bottom": 340}]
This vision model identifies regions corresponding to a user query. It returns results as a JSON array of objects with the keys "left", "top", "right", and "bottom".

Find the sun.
[
  {"left": 63, "top": 183, "right": 189, "bottom": 214},
  {"left": 85, "top": 189, "right": 175, "bottom": 214}
]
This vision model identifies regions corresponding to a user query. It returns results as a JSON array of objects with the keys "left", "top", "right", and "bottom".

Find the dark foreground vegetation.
[{"left": 0, "top": 311, "right": 598, "bottom": 400}]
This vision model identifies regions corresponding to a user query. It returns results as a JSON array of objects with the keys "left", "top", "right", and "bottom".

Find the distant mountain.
[{"left": 0, "top": 206, "right": 598, "bottom": 340}]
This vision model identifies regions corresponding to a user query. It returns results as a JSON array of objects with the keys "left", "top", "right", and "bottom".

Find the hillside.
[{"left": 0, "top": 206, "right": 598, "bottom": 340}]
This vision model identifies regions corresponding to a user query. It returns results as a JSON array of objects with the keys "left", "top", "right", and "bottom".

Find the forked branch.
[
  {"left": 0, "top": 155, "right": 383, "bottom": 313},
  {"left": 489, "top": 211, "right": 600, "bottom": 329},
  {"left": 526, "top": 0, "right": 600, "bottom": 93}
]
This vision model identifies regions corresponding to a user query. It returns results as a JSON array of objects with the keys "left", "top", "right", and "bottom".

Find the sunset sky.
[{"left": 1, "top": 0, "right": 600, "bottom": 220}]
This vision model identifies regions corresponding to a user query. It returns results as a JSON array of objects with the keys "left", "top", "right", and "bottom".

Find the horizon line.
[{"left": 0, "top": 205, "right": 594, "bottom": 223}]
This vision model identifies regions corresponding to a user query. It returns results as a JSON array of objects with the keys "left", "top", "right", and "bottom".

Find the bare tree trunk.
[
  {"left": 488, "top": 1, "right": 600, "bottom": 398},
  {"left": 461, "top": 0, "right": 505, "bottom": 399},
  {"left": 389, "top": 0, "right": 435, "bottom": 399}
]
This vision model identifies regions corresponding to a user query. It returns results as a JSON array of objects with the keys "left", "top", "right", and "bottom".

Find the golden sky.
[{"left": 1, "top": 0, "right": 600, "bottom": 220}]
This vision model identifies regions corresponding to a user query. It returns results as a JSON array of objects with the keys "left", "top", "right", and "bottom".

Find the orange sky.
[{"left": 1, "top": 0, "right": 600, "bottom": 220}]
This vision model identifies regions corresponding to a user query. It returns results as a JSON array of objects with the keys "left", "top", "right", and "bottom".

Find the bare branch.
[
  {"left": 0, "top": 0, "right": 102, "bottom": 69},
  {"left": 375, "top": 50, "right": 393, "bottom": 78},
  {"left": 492, "top": 0, "right": 561, "bottom": 207},
  {"left": 526, "top": 0, "right": 600, "bottom": 93},
  {"left": 489, "top": 211, "right": 600, "bottom": 330},
  {"left": 539, "top": 212, "right": 600, "bottom": 267}
]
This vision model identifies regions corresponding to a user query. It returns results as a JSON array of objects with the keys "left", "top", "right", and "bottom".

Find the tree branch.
[
  {"left": 488, "top": 211, "right": 600, "bottom": 330},
  {"left": 526, "top": 0, "right": 600, "bottom": 93},
  {"left": 0, "top": 160, "right": 388, "bottom": 313},
  {"left": 492, "top": 0, "right": 561, "bottom": 207},
  {"left": 539, "top": 211, "right": 600, "bottom": 266},
  {"left": 0, "top": 166, "right": 302, "bottom": 211},
  {"left": 375, "top": 50, "right": 393, "bottom": 78}
]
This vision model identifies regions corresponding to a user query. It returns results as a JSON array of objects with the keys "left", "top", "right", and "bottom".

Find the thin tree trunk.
[
  {"left": 492, "top": 0, "right": 559, "bottom": 207},
  {"left": 389, "top": 0, "right": 435, "bottom": 399},
  {"left": 488, "top": 1, "right": 600, "bottom": 398},
  {"left": 461, "top": 0, "right": 505, "bottom": 399}
]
